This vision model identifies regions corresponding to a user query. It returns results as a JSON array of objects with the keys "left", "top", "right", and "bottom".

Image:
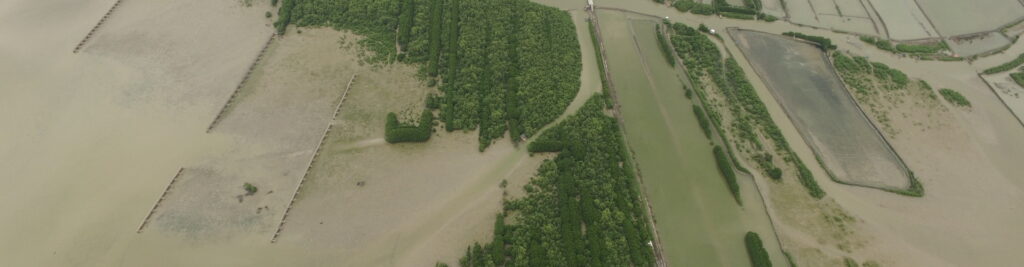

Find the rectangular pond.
[{"left": 730, "top": 29, "right": 912, "bottom": 191}]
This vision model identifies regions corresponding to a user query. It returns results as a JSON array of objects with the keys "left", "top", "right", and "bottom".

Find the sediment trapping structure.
[
  {"left": 74, "top": 0, "right": 124, "bottom": 53},
  {"left": 137, "top": 168, "right": 184, "bottom": 233},
  {"left": 270, "top": 74, "right": 357, "bottom": 243},
  {"left": 206, "top": 33, "right": 278, "bottom": 133}
]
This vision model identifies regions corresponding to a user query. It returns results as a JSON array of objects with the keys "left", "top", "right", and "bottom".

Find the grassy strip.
[
  {"left": 982, "top": 52, "right": 1024, "bottom": 74},
  {"left": 1012, "top": 72, "right": 1024, "bottom": 88},
  {"left": 588, "top": 18, "right": 614, "bottom": 108},
  {"left": 744, "top": 232, "right": 772, "bottom": 267},
  {"left": 693, "top": 105, "right": 712, "bottom": 139},
  {"left": 655, "top": 24, "right": 676, "bottom": 67},
  {"left": 783, "top": 32, "right": 836, "bottom": 50},
  {"left": 939, "top": 88, "right": 971, "bottom": 107},
  {"left": 860, "top": 36, "right": 947, "bottom": 54},
  {"left": 713, "top": 146, "right": 742, "bottom": 205}
]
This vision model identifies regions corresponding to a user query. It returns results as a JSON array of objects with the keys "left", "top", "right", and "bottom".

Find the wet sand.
[{"left": 0, "top": 1, "right": 600, "bottom": 265}]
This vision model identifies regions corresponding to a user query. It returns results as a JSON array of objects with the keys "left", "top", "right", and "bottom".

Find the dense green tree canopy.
[
  {"left": 276, "top": 0, "right": 582, "bottom": 150},
  {"left": 459, "top": 97, "right": 657, "bottom": 266}
]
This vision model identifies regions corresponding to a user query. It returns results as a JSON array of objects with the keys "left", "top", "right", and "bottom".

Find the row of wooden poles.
[
  {"left": 206, "top": 33, "right": 278, "bottom": 133},
  {"left": 74, "top": 0, "right": 123, "bottom": 53},
  {"left": 137, "top": 168, "right": 184, "bottom": 233},
  {"left": 270, "top": 74, "right": 357, "bottom": 243}
]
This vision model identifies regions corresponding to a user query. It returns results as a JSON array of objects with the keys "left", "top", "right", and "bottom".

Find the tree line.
[
  {"left": 456, "top": 97, "right": 657, "bottom": 266},
  {"left": 275, "top": 0, "right": 582, "bottom": 151}
]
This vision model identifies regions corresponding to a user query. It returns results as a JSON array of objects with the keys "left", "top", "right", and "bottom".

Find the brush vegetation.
[
  {"left": 939, "top": 88, "right": 971, "bottom": 107},
  {"left": 783, "top": 32, "right": 836, "bottom": 50},
  {"left": 457, "top": 97, "right": 656, "bottom": 266},
  {"left": 385, "top": 110, "right": 434, "bottom": 143},
  {"left": 744, "top": 232, "right": 772, "bottom": 267},
  {"left": 1011, "top": 72, "right": 1024, "bottom": 88},
  {"left": 669, "top": 23, "right": 825, "bottom": 198},
  {"left": 982, "top": 52, "right": 1024, "bottom": 74},
  {"left": 276, "top": 0, "right": 582, "bottom": 150}
]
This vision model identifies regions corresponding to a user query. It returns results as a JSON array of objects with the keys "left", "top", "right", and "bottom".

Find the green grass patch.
[
  {"left": 1011, "top": 72, "right": 1024, "bottom": 88},
  {"left": 783, "top": 32, "right": 836, "bottom": 50},
  {"left": 939, "top": 88, "right": 971, "bottom": 107},
  {"left": 982, "top": 52, "right": 1024, "bottom": 74},
  {"left": 588, "top": 18, "right": 614, "bottom": 108}
]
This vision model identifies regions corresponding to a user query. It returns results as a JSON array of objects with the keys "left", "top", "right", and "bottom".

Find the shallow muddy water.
[{"left": 731, "top": 29, "right": 911, "bottom": 190}]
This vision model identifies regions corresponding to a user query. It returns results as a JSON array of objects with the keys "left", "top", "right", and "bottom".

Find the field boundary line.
[
  {"left": 977, "top": 73, "right": 1024, "bottom": 129},
  {"left": 206, "top": 33, "right": 277, "bottom": 133},
  {"left": 137, "top": 168, "right": 184, "bottom": 233},
  {"left": 74, "top": 0, "right": 124, "bottom": 53},
  {"left": 588, "top": 8, "right": 669, "bottom": 267},
  {"left": 270, "top": 74, "right": 357, "bottom": 243}
]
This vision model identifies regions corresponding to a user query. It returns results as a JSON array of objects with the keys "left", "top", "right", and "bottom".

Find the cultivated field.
[
  {"left": 916, "top": 0, "right": 1024, "bottom": 37},
  {"left": 598, "top": 11, "right": 786, "bottom": 267},
  {"left": 145, "top": 26, "right": 361, "bottom": 239},
  {"left": 865, "top": 0, "right": 937, "bottom": 40},
  {"left": 731, "top": 30, "right": 911, "bottom": 190},
  {"left": 783, "top": 0, "right": 878, "bottom": 37},
  {"left": 947, "top": 32, "right": 1012, "bottom": 57}
]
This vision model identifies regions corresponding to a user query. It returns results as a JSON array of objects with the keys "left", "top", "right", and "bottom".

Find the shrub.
[
  {"left": 894, "top": 42, "right": 944, "bottom": 54},
  {"left": 243, "top": 183, "right": 258, "bottom": 195},
  {"left": 265, "top": 11, "right": 272, "bottom": 18},
  {"left": 938, "top": 88, "right": 971, "bottom": 107},
  {"left": 656, "top": 25, "right": 676, "bottom": 66},
  {"left": 674, "top": 0, "right": 697, "bottom": 12},
  {"left": 721, "top": 12, "right": 756, "bottom": 20},
  {"left": 757, "top": 13, "right": 777, "bottom": 22},
  {"left": 767, "top": 167, "right": 782, "bottom": 180},
  {"left": 425, "top": 93, "right": 441, "bottom": 109},
  {"left": 783, "top": 32, "right": 836, "bottom": 50},
  {"left": 693, "top": 105, "right": 712, "bottom": 138},
  {"left": 385, "top": 110, "right": 434, "bottom": 143},
  {"left": 744, "top": 232, "right": 772, "bottom": 267},
  {"left": 691, "top": 3, "right": 716, "bottom": 15},
  {"left": 713, "top": 146, "right": 741, "bottom": 204},
  {"left": 271, "top": 0, "right": 278, "bottom": 6}
]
